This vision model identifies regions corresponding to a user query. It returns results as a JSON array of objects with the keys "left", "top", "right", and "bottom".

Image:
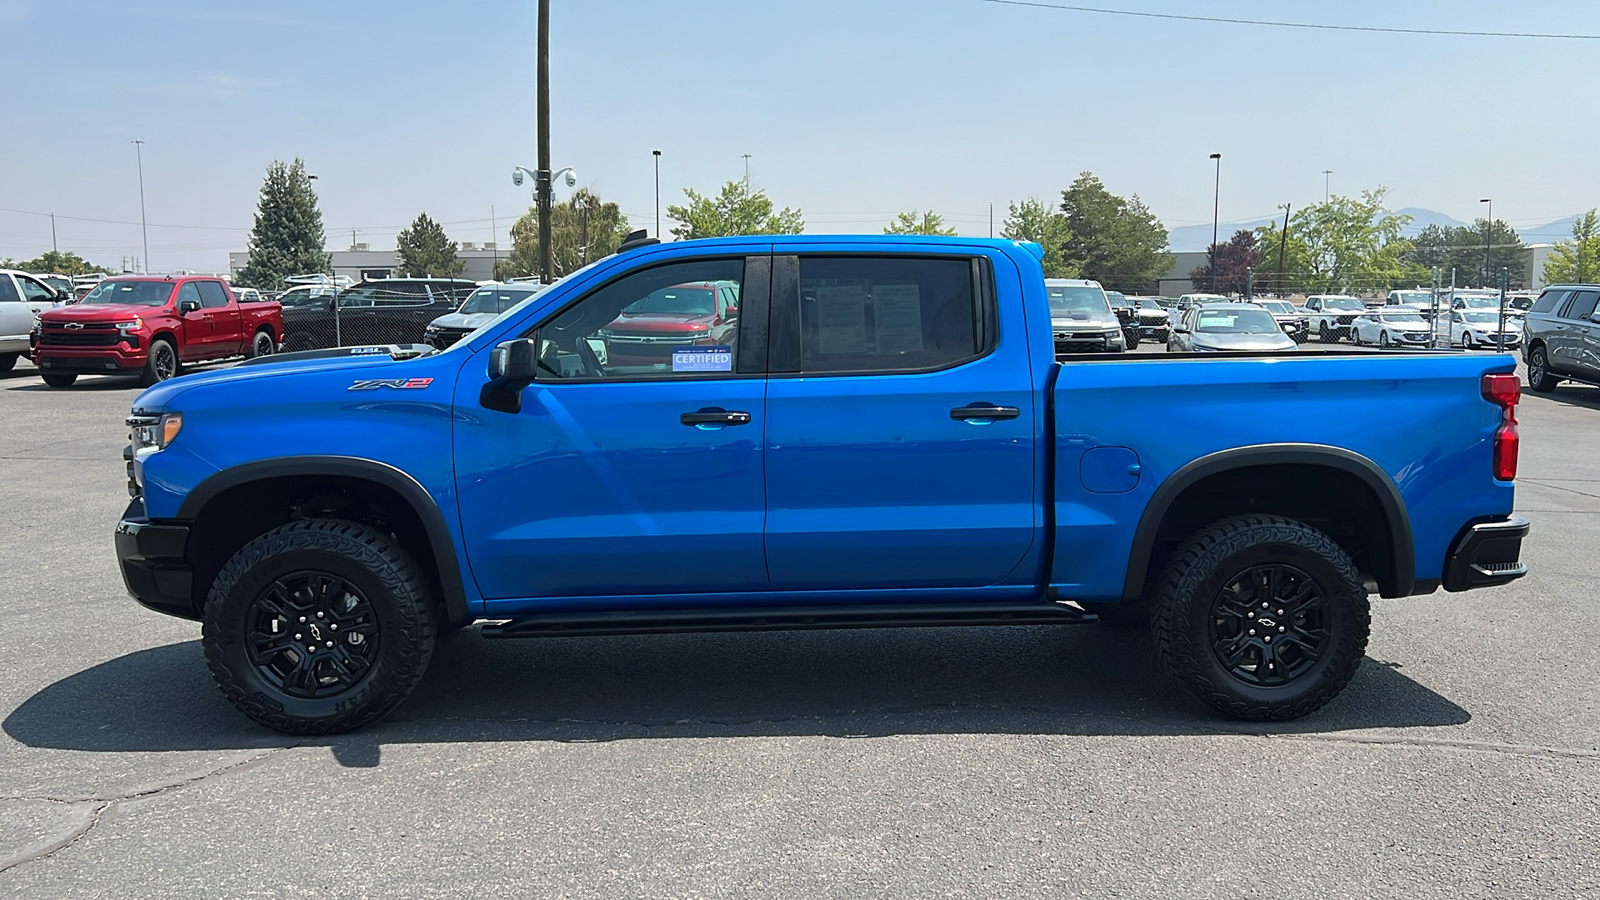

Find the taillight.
[{"left": 1482, "top": 373, "right": 1520, "bottom": 481}]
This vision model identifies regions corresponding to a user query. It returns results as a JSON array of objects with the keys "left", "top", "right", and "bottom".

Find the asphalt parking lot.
[{"left": 1, "top": 353, "right": 1597, "bottom": 898}]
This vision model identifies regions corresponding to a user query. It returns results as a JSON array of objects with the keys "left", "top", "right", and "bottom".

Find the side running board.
[{"left": 479, "top": 601, "right": 1099, "bottom": 639}]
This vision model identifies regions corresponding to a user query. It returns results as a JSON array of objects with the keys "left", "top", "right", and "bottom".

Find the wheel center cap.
[
  {"left": 1258, "top": 616, "right": 1277, "bottom": 628},
  {"left": 307, "top": 621, "right": 325, "bottom": 643}
]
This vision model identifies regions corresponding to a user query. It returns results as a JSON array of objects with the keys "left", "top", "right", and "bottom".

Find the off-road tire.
[
  {"left": 41, "top": 372, "right": 77, "bottom": 387},
  {"left": 0, "top": 353, "right": 17, "bottom": 373},
  {"left": 1150, "top": 514, "right": 1369, "bottom": 721},
  {"left": 246, "top": 329, "right": 276, "bottom": 359},
  {"left": 202, "top": 518, "right": 436, "bottom": 734},
  {"left": 1527, "top": 345, "right": 1559, "bottom": 393},
  {"left": 137, "top": 338, "right": 178, "bottom": 387}
]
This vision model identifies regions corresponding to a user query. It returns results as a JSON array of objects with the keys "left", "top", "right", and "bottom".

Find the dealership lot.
[{"left": 1, "top": 356, "right": 1597, "bottom": 897}]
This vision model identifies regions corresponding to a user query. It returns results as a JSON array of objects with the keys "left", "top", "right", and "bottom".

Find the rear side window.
[
  {"left": 0, "top": 276, "right": 18, "bottom": 302},
  {"left": 195, "top": 281, "right": 230, "bottom": 309},
  {"left": 1531, "top": 290, "right": 1567, "bottom": 314},
  {"left": 797, "top": 256, "right": 989, "bottom": 374},
  {"left": 1565, "top": 290, "right": 1600, "bottom": 321}
]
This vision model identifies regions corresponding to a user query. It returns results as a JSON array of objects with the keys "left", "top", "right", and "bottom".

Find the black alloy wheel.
[
  {"left": 1206, "top": 563, "right": 1329, "bottom": 687},
  {"left": 1527, "top": 345, "right": 1558, "bottom": 392},
  {"left": 139, "top": 338, "right": 177, "bottom": 386},
  {"left": 248, "top": 330, "right": 275, "bottom": 359},
  {"left": 243, "top": 572, "right": 380, "bottom": 699}
]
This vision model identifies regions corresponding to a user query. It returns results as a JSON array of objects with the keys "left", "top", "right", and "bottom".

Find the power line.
[{"left": 979, "top": 0, "right": 1600, "bottom": 40}]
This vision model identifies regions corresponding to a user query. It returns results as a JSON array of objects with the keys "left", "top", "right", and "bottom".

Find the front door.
[
  {"left": 762, "top": 250, "right": 1038, "bottom": 591},
  {"left": 455, "top": 252, "right": 772, "bottom": 605}
]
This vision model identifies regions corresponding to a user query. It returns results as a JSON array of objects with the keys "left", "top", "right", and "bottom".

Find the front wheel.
[
  {"left": 41, "top": 372, "right": 77, "bottom": 388},
  {"left": 1318, "top": 322, "right": 1331, "bottom": 343},
  {"left": 1527, "top": 345, "right": 1559, "bottom": 392},
  {"left": 202, "top": 519, "right": 437, "bottom": 734},
  {"left": 1379, "top": 331, "right": 1391, "bottom": 348},
  {"left": 137, "top": 338, "right": 178, "bottom": 387},
  {"left": 1150, "top": 514, "right": 1370, "bottom": 721}
]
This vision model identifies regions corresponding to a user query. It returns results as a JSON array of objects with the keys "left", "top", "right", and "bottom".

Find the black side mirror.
[
  {"left": 480, "top": 337, "right": 539, "bottom": 414},
  {"left": 179, "top": 298, "right": 201, "bottom": 313}
]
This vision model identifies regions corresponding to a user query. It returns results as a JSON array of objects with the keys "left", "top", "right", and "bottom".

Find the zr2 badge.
[{"left": 348, "top": 378, "right": 434, "bottom": 391}]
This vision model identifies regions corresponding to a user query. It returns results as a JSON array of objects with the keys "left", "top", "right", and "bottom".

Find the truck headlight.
[
  {"left": 115, "top": 318, "right": 143, "bottom": 337},
  {"left": 129, "top": 411, "right": 183, "bottom": 450}
]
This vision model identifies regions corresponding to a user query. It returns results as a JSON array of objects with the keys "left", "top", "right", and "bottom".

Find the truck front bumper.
[
  {"left": 1442, "top": 515, "right": 1529, "bottom": 592},
  {"left": 115, "top": 499, "right": 198, "bottom": 620},
  {"left": 37, "top": 347, "right": 147, "bottom": 374}
]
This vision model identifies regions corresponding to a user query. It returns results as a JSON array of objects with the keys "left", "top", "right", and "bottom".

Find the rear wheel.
[
  {"left": 1150, "top": 514, "right": 1370, "bottom": 720},
  {"left": 41, "top": 372, "right": 76, "bottom": 388},
  {"left": 137, "top": 338, "right": 178, "bottom": 387},
  {"left": 1527, "top": 345, "right": 1559, "bottom": 392},
  {"left": 246, "top": 329, "right": 276, "bottom": 359},
  {"left": 202, "top": 519, "right": 437, "bottom": 734}
]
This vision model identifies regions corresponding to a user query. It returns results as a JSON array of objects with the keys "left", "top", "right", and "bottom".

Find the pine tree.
[
  {"left": 237, "top": 159, "right": 331, "bottom": 289},
  {"left": 394, "top": 213, "right": 464, "bottom": 278}
]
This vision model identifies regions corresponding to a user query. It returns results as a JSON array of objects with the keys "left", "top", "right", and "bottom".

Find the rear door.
[
  {"left": 1553, "top": 290, "right": 1600, "bottom": 373},
  {"left": 193, "top": 281, "right": 241, "bottom": 357},
  {"left": 761, "top": 248, "right": 1037, "bottom": 591},
  {"left": 0, "top": 274, "right": 32, "bottom": 354}
]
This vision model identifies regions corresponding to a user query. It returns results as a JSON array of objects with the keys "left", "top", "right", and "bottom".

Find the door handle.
[
  {"left": 681, "top": 408, "right": 751, "bottom": 427},
  {"left": 950, "top": 403, "right": 1020, "bottom": 421}
]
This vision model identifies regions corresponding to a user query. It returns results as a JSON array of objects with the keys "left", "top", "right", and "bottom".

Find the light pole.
[
  {"left": 513, "top": 164, "right": 575, "bottom": 278},
  {"left": 132, "top": 140, "right": 149, "bottom": 274},
  {"left": 741, "top": 153, "right": 752, "bottom": 189},
  {"left": 1480, "top": 198, "right": 1493, "bottom": 288},
  {"left": 1209, "top": 153, "right": 1221, "bottom": 291},
  {"left": 536, "top": 0, "right": 552, "bottom": 282},
  {"left": 1322, "top": 169, "right": 1332, "bottom": 203},
  {"left": 652, "top": 149, "right": 662, "bottom": 238},
  {"left": 1276, "top": 203, "right": 1292, "bottom": 296}
]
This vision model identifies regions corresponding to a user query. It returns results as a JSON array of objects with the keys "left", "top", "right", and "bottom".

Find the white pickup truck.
[{"left": 1302, "top": 294, "right": 1368, "bottom": 343}]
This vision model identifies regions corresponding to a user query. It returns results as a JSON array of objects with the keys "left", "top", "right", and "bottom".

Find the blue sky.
[{"left": 4, "top": 0, "right": 1599, "bottom": 272}]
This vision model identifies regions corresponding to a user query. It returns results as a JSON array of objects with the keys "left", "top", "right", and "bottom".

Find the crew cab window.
[
  {"left": 196, "top": 281, "right": 230, "bottom": 309},
  {"left": 797, "top": 256, "right": 988, "bottom": 374},
  {"left": 177, "top": 283, "right": 202, "bottom": 310},
  {"left": 1566, "top": 291, "right": 1600, "bottom": 321},
  {"left": 533, "top": 257, "right": 746, "bottom": 381},
  {"left": 0, "top": 276, "right": 19, "bottom": 302}
]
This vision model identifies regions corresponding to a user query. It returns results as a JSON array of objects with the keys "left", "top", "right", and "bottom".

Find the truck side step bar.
[{"left": 479, "top": 601, "right": 1099, "bottom": 639}]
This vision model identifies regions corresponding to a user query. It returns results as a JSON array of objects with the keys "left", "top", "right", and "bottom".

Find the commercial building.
[{"left": 228, "top": 243, "right": 509, "bottom": 286}]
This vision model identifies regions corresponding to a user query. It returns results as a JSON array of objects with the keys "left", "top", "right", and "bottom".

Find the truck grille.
[
  {"left": 425, "top": 327, "right": 472, "bottom": 349},
  {"left": 1056, "top": 338, "right": 1109, "bottom": 353},
  {"left": 41, "top": 326, "right": 121, "bottom": 347},
  {"left": 1335, "top": 315, "right": 1357, "bottom": 325}
]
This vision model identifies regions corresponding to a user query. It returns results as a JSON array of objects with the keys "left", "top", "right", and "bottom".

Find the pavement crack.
[
  {"left": 1520, "top": 478, "right": 1600, "bottom": 500},
  {"left": 0, "top": 745, "right": 299, "bottom": 874}
]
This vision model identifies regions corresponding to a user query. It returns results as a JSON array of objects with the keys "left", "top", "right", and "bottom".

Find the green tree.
[
  {"left": 9, "top": 250, "right": 114, "bottom": 277},
  {"left": 236, "top": 158, "right": 331, "bottom": 289},
  {"left": 1190, "top": 230, "right": 1264, "bottom": 294},
  {"left": 496, "top": 188, "right": 634, "bottom": 281},
  {"left": 1058, "top": 172, "right": 1172, "bottom": 293},
  {"left": 1543, "top": 209, "right": 1600, "bottom": 285},
  {"left": 1252, "top": 220, "right": 1314, "bottom": 295},
  {"left": 667, "top": 179, "right": 803, "bottom": 239},
  {"left": 393, "top": 212, "right": 464, "bottom": 278},
  {"left": 883, "top": 210, "right": 956, "bottom": 236},
  {"left": 1282, "top": 189, "right": 1417, "bottom": 294},
  {"left": 1000, "top": 197, "right": 1076, "bottom": 278}
]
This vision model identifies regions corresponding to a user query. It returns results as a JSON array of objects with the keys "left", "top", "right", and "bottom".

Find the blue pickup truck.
[{"left": 115, "top": 234, "right": 1529, "bottom": 734}]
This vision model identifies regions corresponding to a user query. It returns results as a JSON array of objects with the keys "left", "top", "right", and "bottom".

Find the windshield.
[
  {"left": 1391, "top": 291, "right": 1431, "bottom": 305},
  {"left": 39, "top": 276, "right": 71, "bottom": 293},
  {"left": 1047, "top": 285, "right": 1109, "bottom": 313},
  {"left": 79, "top": 281, "right": 172, "bottom": 307},
  {"left": 1105, "top": 291, "right": 1127, "bottom": 306},
  {"left": 1460, "top": 311, "right": 1506, "bottom": 324},
  {"left": 622, "top": 284, "right": 716, "bottom": 315},
  {"left": 1376, "top": 312, "right": 1427, "bottom": 325},
  {"left": 1194, "top": 308, "right": 1281, "bottom": 334},
  {"left": 1258, "top": 301, "right": 1295, "bottom": 314},
  {"left": 460, "top": 287, "right": 537, "bottom": 315},
  {"left": 1139, "top": 298, "right": 1164, "bottom": 310},
  {"left": 277, "top": 287, "right": 335, "bottom": 308},
  {"left": 1456, "top": 294, "right": 1498, "bottom": 308},
  {"left": 1323, "top": 297, "right": 1365, "bottom": 311}
]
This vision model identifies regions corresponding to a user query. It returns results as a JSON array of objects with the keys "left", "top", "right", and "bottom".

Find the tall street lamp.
[
  {"left": 1480, "top": 198, "right": 1493, "bottom": 288},
  {"left": 1209, "top": 153, "right": 1222, "bottom": 291},
  {"left": 132, "top": 139, "right": 149, "bottom": 274},
  {"left": 652, "top": 150, "right": 662, "bottom": 238},
  {"left": 513, "top": 164, "right": 576, "bottom": 278},
  {"left": 1322, "top": 169, "right": 1332, "bottom": 203}
]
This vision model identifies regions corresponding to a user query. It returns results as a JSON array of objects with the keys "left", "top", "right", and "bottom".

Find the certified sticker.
[{"left": 672, "top": 346, "right": 733, "bottom": 372}]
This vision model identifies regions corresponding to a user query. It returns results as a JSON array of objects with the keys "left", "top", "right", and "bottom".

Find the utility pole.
[
  {"left": 1322, "top": 170, "right": 1332, "bottom": 203},
  {"left": 742, "top": 153, "right": 752, "bottom": 189},
  {"left": 132, "top": 140, "right": 149, "bottom": 274},
  {"left": 50, "top": 214, "right": 58, "bottom": 254},
  {"left": 536, "top": 0, "right": 553, "bottom": 283},
  {"left": 1480, "top": 198, "right": 1493, "bottom": 289},
  {"left": 989, "top": 201, "right": 994, "bottom": 238},
  {"left": 1496, "top": 267, "right": 1509, "bottom": 352},
  {"left": 1208, "top": 153, "right": 1221, "bottom": 292},
  {"left": 652, "top": 149, "right": 661, "bottom": 238},
  {"left": 1277, "top": 203, "right": 1291, "bottom": 296},
  {"left": 490, "top": 205, "right": 499, "bottom": 275}
]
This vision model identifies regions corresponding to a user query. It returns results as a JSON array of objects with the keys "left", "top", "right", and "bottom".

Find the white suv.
[{"left": 0, "top": 269, "right": 66, "bottom": 372}]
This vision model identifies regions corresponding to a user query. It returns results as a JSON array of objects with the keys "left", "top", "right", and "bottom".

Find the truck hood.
[
  {"left": 1051, "top": 310, "right": 1120, "bottom": 331},
  {"left": 605, "top": 312, "right": 715, "bottom": 334},
  {"left": 1191, "top": 332, "right": 1299, "bottom": 352},
  {"left": 429, "top": 311, "right": 499, "bottom": 331},
  {"left": 129, "top": 346, "right": 437, "bottom": 412},
  {"left": 41, "top": 303, "right": 156, "bottom": 323}
]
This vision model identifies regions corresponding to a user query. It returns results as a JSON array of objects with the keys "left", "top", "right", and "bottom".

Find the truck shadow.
[
  {"left": 3, "top": 625, "right": 1470, "bottom": 766},
  {"left": 1529, "top": 383, "right": 1600, "bottom": 410}
]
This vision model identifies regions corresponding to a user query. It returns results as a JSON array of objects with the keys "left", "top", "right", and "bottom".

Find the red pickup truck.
[{"left": 34, "top": 275, "right": 283, "bottom": 388}]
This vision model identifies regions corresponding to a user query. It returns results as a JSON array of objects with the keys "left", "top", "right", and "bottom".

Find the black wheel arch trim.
[
  {"left": 1122, "top": 444, "right": 1415, "bottom": 602},
  {"left": 176, "top": 456, "right": 472, "bottom": 625}
]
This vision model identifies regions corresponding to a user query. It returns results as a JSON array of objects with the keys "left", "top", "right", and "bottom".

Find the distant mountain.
[
  {"left": 1166, "top": 218, "right": 1278, "bottom": 253},
  {"left": 1395, "top": 208, "right": 1467, "bottom": 236},
  {"left": 1519, "top": 215, "right": 1581, "bottom": 245}
]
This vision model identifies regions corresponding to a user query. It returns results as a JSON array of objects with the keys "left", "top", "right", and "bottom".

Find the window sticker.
[
  {"left": 816, "top": 284, "right": 869, "bottom": 353},
  {"left": 871, "top": 284, "right": 924, "bottom": 352},
  {"left": 672, "top": 345, "right": 733, "bottom": 372}
]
